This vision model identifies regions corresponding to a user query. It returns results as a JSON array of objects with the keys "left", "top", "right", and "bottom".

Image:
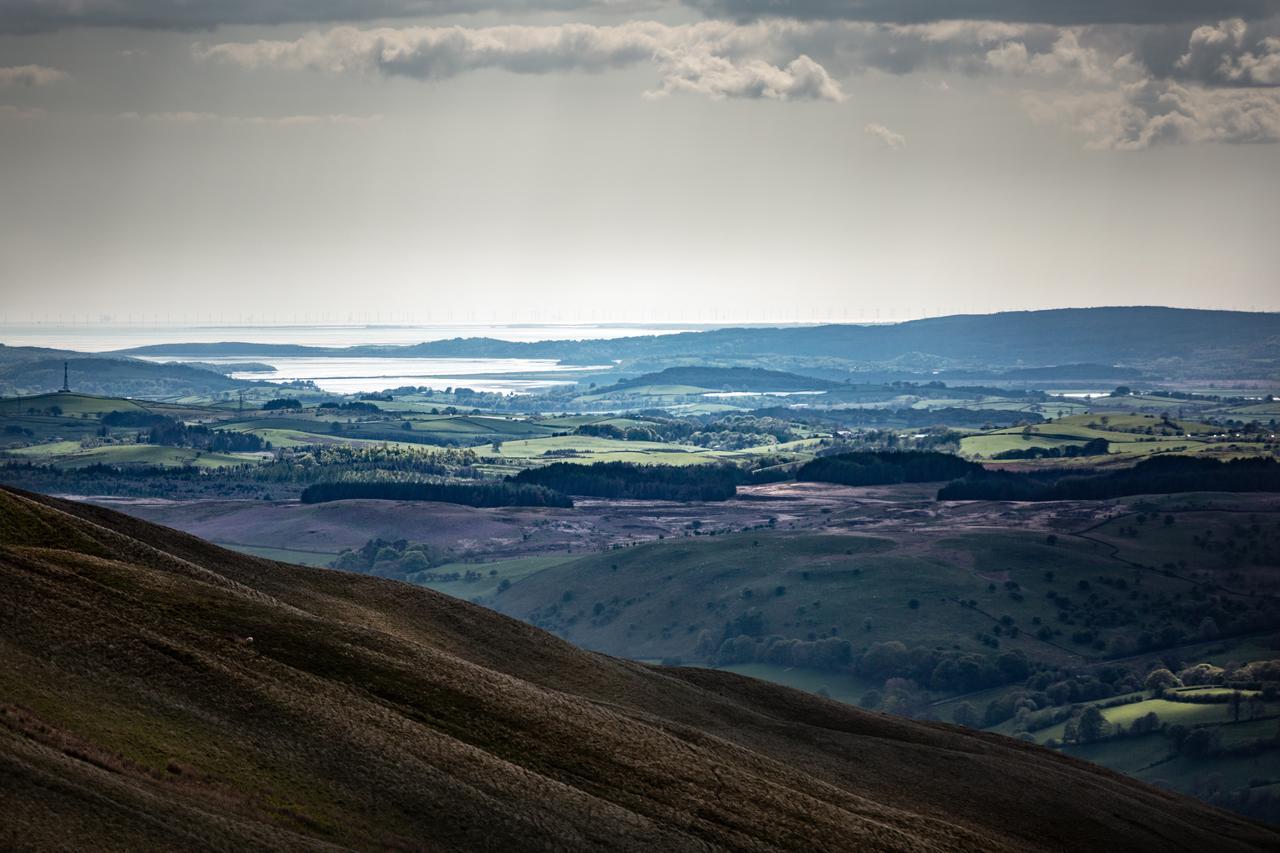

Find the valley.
[{"left": 3, "top": 309, "right": 1280, "bottom": 835}]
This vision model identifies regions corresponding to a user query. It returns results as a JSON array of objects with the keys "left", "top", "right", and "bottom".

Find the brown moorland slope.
[{"left": 1, "top": 486, "right": 1277, "bottom": 852}]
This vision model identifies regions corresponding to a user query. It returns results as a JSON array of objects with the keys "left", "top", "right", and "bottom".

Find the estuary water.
[
  {"left": 135, "top": 355, "right": 604, "bottom": 394},
  {"left": 1, "top": 322, "right": 700, "bottom": 394}
]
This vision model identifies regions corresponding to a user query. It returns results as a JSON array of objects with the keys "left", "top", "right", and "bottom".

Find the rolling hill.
[
  {"left": 0, "top": 357, "right": 267, "bottom": 399},
  {"left": 1, "top": 486, "right": 1277, "bottom": 850}
]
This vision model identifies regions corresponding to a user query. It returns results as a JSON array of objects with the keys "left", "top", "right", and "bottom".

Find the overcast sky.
[{"left": 1, "top": 1, "right": 1278, "bottom": 324}]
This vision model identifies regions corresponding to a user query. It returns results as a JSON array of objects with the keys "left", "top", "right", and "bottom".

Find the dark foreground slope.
[{"left": 1, "top": 488, "right": 1276, "bottom": 852}]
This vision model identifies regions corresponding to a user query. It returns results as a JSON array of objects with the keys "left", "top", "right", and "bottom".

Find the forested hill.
[
  {"left": 2, "top": 486, "right": 1277, "bottom": 851},
  {"left": 113, "top": 307, "right": 1280, "bottom": 375}
]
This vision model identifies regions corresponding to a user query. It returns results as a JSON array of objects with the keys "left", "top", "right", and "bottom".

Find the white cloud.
[
  {"left": 0, "top": 65, "right": 69, "bottom": 86},
  {"left": 983, "top": 31, "right": 1115, "bottom": 84},
  {"left": 199, "top": 22, "right": 848, "bottom": 102},
  {"left": 863, "top": 122, "right": 905, "bottom": 147},
  {"left": 646, "top": 52, "right": 844, "bottom": 101},
  {"left": 1025, "top": 81, "right": 1280, "bottom": 149},
  {"left": 197, "top": 17, "right": 1280, "bottom": 144}
]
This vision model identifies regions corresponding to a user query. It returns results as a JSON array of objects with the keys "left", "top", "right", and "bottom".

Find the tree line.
[
  {"left": 992, "top": 437, "right": 1109, "bottom": 460},
  {"left": 511, "top": 461, "right": 749, "bottom": 501},
  {"left": 797, "top": 450, "right": 981, "bottom": 486},
  {"left": 938, "top": 456, "right": 1280, "bottom": 501},
  {"left": 144, "top": 416, "right": 266, "bottom": 453},
  {"left": 300, "top": 480, "right": 573, "bottom": 508}
]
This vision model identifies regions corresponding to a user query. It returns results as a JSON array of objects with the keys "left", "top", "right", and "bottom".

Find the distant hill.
[
  {"left": 2, "top": 486, "right": 1274, "bottom": 851},
  {"left": 115, "top": 307, "right": 1280, "bottom": 378},
  {"left": 939, "top": 363, "right": 1149, "bottom": 381},
  {"left": 0, "top": 356, "right": 265, "bottom": 398},
  {"left": 599, "top": 366, "right": 840, "bottom": 393},
  {"left": 0, "top": 344, "right": 79, "bottom": 367}
]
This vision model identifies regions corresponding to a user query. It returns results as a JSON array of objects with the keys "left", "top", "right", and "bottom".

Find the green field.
[
  {"left": 1025, "top": 698, "right": 1265, "bottom": 745},
  {"left": 4, "top": 440, "right": 260, "bottom": 469},
  {"left": 961, "top": 410, "right": 1274, "bottom": 463},
  {"left": 0, "top": 392, "right": 149, "bottom": 416}
]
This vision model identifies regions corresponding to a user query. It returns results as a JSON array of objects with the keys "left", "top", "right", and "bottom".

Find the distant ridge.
[
  {"left": 112, "top": 307, "right": 1280, "bottom": 375},
  {"left": 1, "top": 485, "right": 1277, "bottom": 851}
]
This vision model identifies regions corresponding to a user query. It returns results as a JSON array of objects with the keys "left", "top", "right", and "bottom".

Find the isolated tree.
[
  {"left": 1078, "top": 706, "right": 1108, "bottom": 743},
  {"left": 1144, "top": 668, "right": 1181, "bottom": 697},
  {"left": 1129, "top": 711, "right": 1161, "bottom": 736},
  {"left": 1180, "top": 728, "right": 1222, "bottom": 758},
  {"left": 1062, "top": 719, "right": 1079, "bottom": 745}
]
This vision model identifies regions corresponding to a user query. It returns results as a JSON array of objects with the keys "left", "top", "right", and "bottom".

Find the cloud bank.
[
  {"left": 5, "top": 0, "right": 1280, "bottom": 31},
  {"left": 199, "top": 23, "right": 847, "bottom": 101}
]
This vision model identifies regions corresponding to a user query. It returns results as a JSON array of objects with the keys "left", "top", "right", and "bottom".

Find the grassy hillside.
[
  {"left": 486, "top": 522, "right": 1259, "bottom": 666},
  {"left": 0, "top": 488, "right": 1276, "bottom": 850}
]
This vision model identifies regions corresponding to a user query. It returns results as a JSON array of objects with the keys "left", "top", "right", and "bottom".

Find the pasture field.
[
  {"left": 0, "top": 392, "right": 218, "bottom": 421},
  {"left": 961, "top": 410, "right": 1274, "bottom": 463},
  {"left": 3, "top": 440, "right": 258, "bottom": 469},
  {"left": 1062, "top": 713, "right": 1280, "bottom": 794},
  {"left": 1026, "top": 698, "right": 1268, "bottom": 746}
]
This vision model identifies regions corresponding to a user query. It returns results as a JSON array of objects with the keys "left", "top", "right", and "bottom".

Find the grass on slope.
[
  {"left": 3, "top": 441, "right": 258, "bottom": 469},
  {"left": 489, "top": 529, "right": 1134, "bottom": 664},
  {"left": 7, "top": 487, "right": 1275, "bottom": 850}
]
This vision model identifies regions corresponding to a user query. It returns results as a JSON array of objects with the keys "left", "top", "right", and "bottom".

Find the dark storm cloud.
[
  {"left": 6, "top": 0, "right": 1280, "bottom": 33},
  {"left": 686, "top": 0, "right": 1280, "bottom": 26},
  {"left": 0, "top": 0, "right": 592, "bottom": 34}
]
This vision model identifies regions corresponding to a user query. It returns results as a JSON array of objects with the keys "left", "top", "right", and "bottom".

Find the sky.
[{"left": 1, "top": 1, "right": 1279, "bottom": 324}]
